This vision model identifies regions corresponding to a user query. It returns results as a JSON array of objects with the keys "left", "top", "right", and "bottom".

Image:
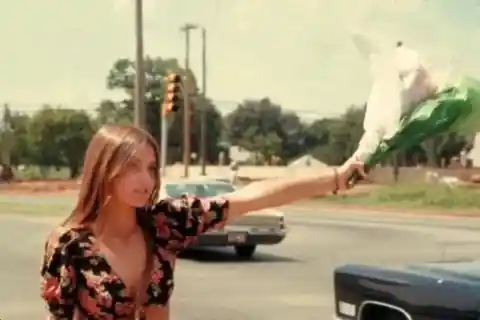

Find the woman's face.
[{"left": 113, "top": 143, "right": 158, "bottom": 208}]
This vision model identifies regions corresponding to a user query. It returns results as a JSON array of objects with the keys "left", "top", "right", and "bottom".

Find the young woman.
[{"left": 40, "top": 124, "right": 365, "bottom": 320}]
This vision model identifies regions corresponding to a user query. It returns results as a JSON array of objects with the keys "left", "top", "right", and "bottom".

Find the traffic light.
[{"left": 162, "top": 72, "right": 183, "bottom": 115}]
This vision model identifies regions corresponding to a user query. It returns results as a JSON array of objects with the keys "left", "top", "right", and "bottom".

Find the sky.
[{"left": 1, "top": 0, "right": 479, "bottom": 119}]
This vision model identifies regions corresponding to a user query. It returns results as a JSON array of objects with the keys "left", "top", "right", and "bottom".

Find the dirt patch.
[{"left": 0, "top": 179, "right": 80, "bottom": 195}]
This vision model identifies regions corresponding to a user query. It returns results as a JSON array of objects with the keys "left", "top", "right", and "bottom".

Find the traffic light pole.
[
  {"left": 161, "top": 73, "right": 183, "bottom": 177},
  {"left": 160, "top": 112, "right": 168, "bottom": 177}
]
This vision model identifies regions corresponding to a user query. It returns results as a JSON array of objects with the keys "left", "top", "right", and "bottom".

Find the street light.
[
  {"left": 160, "top": 24, "right": 208, "bottom": 177},
  {"left": 179, "top": 24, "right": 208, "bottom": 176},
  {"left": 180, "top": 23, "right": 198, "bottom": 178}
]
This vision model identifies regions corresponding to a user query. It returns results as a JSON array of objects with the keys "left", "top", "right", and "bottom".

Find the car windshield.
[{"left": 165, "top": 182, "right": 236, "bottom": 198}]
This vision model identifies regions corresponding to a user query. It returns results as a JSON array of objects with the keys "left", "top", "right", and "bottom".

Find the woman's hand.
[{"left": 337, "top": 157, "right": 367, "bottom": 191}]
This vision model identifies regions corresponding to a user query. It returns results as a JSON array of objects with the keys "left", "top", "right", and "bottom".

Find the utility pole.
[
  {"left": 180, "top": 23, "right": 198, "bottom": 178},
  {"left": 200, "top": 27, "right": 207, "bottom": 176},
  {"left": 134, "top": 0, "right": 146, "bottom": 129}
]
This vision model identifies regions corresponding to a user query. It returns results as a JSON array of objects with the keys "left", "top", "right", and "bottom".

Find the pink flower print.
[
  {"left": 84, "top": 248, "right": 96, "bottom": 258},
  {"left": 114, "top": 301, "right": 135, "bottom": 316},
  {"left": 100, "top": 272, "right": 117, "bottom": 284},
  {"left": 151, "top": 269, "right": 164, "bottom": 284},
  {"left": 98, "top": 290, "right": 113, "bottom": 308},
  {"left": 41, "top": 276, "right": 60, "bottom": 301},
  {"left": 157, "top": 248, "right": 169, "bottom": 261},
  {"left": 79, "top": 289, "right": 101, "bottom": 315},
  {"left": 83, "top": 270, "right": 102, "bottom": 288},
  {"left": 155, "top": 216, "right": 171, "bottom": 238}
]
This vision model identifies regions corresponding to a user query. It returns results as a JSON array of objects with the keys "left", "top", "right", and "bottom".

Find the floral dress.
[{"left": 40, "top": 197, "right": 229, "bottom": 319}]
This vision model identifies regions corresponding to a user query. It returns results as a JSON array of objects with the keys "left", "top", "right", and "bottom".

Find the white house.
[{"left": 287, "top": 154, "right": 328, "bottom": 168}]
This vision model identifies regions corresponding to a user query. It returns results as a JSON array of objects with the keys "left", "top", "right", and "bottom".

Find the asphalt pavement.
[{"left": 1, "top": 207, "right": 479, "bottom": 320}]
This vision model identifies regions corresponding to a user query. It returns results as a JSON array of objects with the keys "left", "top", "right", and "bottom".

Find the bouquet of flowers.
[{"left": 349, "top": 38, "right": 480, "bottom": 185}]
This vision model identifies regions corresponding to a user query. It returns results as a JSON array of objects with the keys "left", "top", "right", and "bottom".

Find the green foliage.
[
  {"left": 0, "top": 55, "right": 226, "bottom": 179},
  {"left": 226, "top": 98, "right": 469, "bottom": 166},
  {"left": 9, "top": 106, "right": 96, "bottom": 178},
  {"left": 105, "top": 56, "right": 224, "bottom": 164},
  {"left": 226, "top": 100, "right": 367, "bottom": 165},
  {"left": 1, "top": 55, "right": 469, "bottom": 180}
]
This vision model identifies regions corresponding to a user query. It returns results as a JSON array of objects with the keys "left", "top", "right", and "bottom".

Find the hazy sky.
[{"left": 1, "top": 0, "right": 479, "bottom": 118}]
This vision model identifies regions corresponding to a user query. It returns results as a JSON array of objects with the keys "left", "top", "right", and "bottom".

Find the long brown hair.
[
  {"left": 61, "top": 124, "right": 160, "bottom": 308},
  {"left": 63, "top": 124, "right": 160, "bottom": 226}
]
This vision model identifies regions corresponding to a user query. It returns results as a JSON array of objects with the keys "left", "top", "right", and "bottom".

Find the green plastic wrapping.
[{"left": 364, "top": 76, "right": 480, "bottom": 168}]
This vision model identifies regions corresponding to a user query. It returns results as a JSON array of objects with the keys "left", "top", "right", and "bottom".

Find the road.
[{"left": 1, "top": 207, "right": 479, "bottom": 320}]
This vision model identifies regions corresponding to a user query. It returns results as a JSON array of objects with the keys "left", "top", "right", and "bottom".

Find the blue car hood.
[{"left": 406, "top": 260, "right": 480, "bottom": 283}]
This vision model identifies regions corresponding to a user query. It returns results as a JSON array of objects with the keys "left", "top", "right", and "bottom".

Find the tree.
[
  {"left": 306, "top": 105, "right": 365, "bottom": 165},
  {"left": 96, "top": 99, "right": 133, "bottom": 125},
  {"left": 0, "top": 104, "right": 15, "bottom": 181},
  {"left": 226, "top": 98, "right": 308, "bottom": 164},
  {"left": 9, "top": 111, "right": 32, "bottom": 166},
  {"left": 190, "top": 96, "right": 225, "bottom": 164},
  {"left": 277, "top": 112, "right": 307, "bottom": 162},
  {"left": 434, "top": 133, "right": 468, "bottom": 167},
  {"left": 29, "top": 106, "right": 95, "bottom": 177},
  {"left": 0, "top": 104, "right": 14, "bottom": 166},
  {"left": 105, "top": 56, "right": 224, "bottom": 163}
]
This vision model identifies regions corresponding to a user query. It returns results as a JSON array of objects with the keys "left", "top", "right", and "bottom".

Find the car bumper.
[{"left": 189, "top": 230, "right": 287, "bottom": 247}]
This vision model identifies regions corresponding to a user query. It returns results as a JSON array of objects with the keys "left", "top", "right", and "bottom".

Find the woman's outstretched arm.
[
  {"left": 149, "top": 157, "right": 365, "bottom": 252},
  {"left": 225, "top": 158, "right": 365, "bottom": 219}
]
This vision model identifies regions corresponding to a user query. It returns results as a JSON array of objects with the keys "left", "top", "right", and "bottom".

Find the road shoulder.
[{"left": 285, "top": 200, "right": 480, "bottom": 220}]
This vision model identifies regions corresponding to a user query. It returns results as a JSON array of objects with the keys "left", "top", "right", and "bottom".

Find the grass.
[
  {"left": 0, "top": 181, "right": 478, "bottom": 217},
  {"left": 323, "top": 183, "right": 480, "bottom": 211},
  {"left": 0, "top": 194, "right": 75, "bottom": 216}
]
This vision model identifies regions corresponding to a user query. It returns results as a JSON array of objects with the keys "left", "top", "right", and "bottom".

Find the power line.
[{"left": 4, "top": 97, "right": 346, "bottom": 121}]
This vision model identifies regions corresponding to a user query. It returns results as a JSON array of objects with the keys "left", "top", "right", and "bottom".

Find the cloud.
[
  {"left": 214, "top": 0, "right": 479, "bottom": 115},
  {"left": 5, "top": 0, "right": 479, "bottom": 117}
]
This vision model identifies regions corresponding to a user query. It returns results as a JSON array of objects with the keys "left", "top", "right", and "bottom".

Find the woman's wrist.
[{"left": 332, "top": 168, "right": 340, "bottom": 194}]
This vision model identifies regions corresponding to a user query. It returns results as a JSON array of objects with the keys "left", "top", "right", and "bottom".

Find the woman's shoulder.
[
  {"left": 147, "top": 196, "right": 229, "bottom": 213},
  {"left": 43, "top": 225, "right": 89, "bottom": 259},
  {"left": 138, "top": 198, "right": 184, "bottom": 217}
]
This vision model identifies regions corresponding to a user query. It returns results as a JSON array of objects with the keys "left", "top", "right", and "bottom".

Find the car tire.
[{"left": 234, "top": 245, "right": 256, "bottom": 259}]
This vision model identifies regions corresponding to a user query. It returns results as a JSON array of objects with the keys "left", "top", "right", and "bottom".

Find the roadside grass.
[
  {"left": 323, "top": 183, "right": 480, "bottom": 211},
  {"left": 0, "top": 182, "right": 478, "bottom": 217},
  {"left": 0, "top": 194, "right": 75, "bottom": 216}
]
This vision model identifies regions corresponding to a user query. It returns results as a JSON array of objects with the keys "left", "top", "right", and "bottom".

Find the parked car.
[
  {"left": 189, "top": 175, "right": 232, "bottom": 184},
  {"left": 159, "top": 177, "right": 287, "bottom": 259},
  {"left": 333, "top": 259, "right": 480, "bottom": 320}
]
